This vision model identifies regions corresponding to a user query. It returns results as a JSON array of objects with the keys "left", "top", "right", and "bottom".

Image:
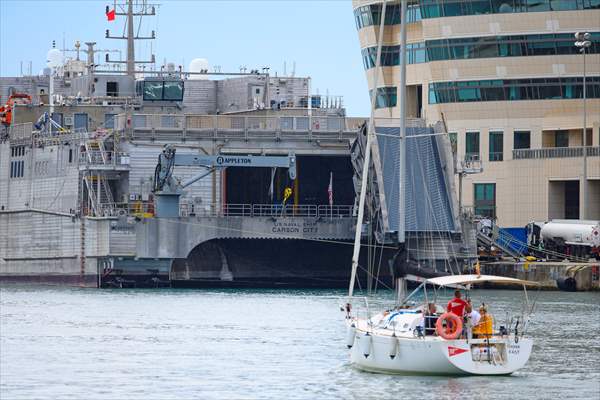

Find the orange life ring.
[{"left": 435, "top": 312, "right": 463, "bottom": 340}]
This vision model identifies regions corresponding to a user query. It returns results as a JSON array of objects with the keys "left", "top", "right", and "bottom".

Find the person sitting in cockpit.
[
  {"left": 473, "top": 304, "right": 494, "bottom": 338},
  {"left": 424, "top": 302, "right": 438, "bottom": 336}
]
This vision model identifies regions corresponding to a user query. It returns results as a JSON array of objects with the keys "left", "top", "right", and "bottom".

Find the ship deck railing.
[
  {"left": 79, "top": 151, "right": 130, "bottom": 168},
  {"left": 118, "top": 114, "right": 366, "bottom": 142},
  {"left": 180, "top": 203, "right": 356, "bottom": 219},
  {"left": 95, "top": 202, "right": 355, "bottom": 219}
]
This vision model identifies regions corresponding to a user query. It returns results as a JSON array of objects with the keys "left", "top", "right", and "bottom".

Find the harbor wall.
[{"left": 482, "top": 261, "right": 600, "bottom": 291}]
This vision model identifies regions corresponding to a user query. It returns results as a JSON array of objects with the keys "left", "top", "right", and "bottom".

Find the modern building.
[{"left": 352, "top": 0, "right": 600, "bottom": 228}]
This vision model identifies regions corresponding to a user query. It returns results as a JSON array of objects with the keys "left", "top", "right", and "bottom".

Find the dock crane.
[{"left": 152, "top": 144, "right": 296, "bottom": 217}]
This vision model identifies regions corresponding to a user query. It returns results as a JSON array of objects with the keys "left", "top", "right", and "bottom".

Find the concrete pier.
[{"left": 482, "top": 260, "right": 600, "bottom": 291}]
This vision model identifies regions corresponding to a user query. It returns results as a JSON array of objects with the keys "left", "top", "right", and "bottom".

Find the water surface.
[{"left": 1, "top": 287, "right": 598, "bottom": 399}]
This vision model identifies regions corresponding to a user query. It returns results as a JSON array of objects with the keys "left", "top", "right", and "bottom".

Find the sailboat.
[{"left": 344, "top": 0, "right": 538, "bottom": 376}]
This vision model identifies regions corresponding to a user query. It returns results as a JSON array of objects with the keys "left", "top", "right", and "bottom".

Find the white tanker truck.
[{"left": 527, "top": 219, "right": 600, "bottom": 260}]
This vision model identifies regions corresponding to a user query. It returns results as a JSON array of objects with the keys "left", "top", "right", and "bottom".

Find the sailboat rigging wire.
[
  {"left": 412, "top": 133, "right": 462, "bottom": 276},
  {"left": 348, "top": 0, "right": 389, "bottom": 300}
]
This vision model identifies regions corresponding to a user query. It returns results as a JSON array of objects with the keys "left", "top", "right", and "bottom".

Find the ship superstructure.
[{"left": 0, "top": 1, "right": 475, "bottom": 288}]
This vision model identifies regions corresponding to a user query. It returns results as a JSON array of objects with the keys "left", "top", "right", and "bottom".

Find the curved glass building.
[{"left": 353, "top": 0, "right": 600, "bottom": 227}]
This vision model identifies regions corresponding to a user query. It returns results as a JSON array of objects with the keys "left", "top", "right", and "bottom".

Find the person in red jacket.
[{"left": 447, "top": 289, "right": 468, "bottom": 317}]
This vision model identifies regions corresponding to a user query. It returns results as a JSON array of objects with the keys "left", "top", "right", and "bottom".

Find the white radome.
[
  {"left": 46, "top": 48, "right": 63, "bottom": 68},
  {"left": 188, "top": 58, "right": 210, "bottom": 80}
]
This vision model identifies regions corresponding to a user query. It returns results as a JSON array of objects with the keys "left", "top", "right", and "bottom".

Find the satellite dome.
[
  {"left": 189, "top": 58, "right": 210, "bottom": 80},
  {"left": 46, "top": 48, "right": 63, "bottom": 68}
]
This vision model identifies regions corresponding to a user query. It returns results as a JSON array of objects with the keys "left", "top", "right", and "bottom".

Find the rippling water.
[{"left": 1, "top": 286, "right": 599, "bottom": 399}]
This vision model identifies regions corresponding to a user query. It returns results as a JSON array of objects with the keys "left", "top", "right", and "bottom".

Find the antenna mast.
[{"left": 105, "top": 0, "right": 157, "bottom": 76}]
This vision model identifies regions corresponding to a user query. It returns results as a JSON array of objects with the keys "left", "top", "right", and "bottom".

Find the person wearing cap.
[{"left": 473, "top": 304, "right": 494, "bottom": 338}]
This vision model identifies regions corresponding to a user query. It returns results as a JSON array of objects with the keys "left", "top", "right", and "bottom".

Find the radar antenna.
[{"left": 105, "top": 0, "right": 158, "bottom": 76}]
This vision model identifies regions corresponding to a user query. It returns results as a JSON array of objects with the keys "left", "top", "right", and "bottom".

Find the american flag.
[{"left": 327, "top": 172, "right": 333, "bottom": 206}]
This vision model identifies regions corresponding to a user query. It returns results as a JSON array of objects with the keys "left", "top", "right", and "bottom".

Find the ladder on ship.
[
  {"left": 83, "top": 173, "right": 115, "bottom": 216},
  {"left": 81, "top": 132, "right": 118, "bottom": 216}
]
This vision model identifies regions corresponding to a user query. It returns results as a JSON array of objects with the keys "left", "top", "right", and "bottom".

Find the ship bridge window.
[
  {"left": 143, "top": 80, "right": 184, "bottom": 101},
  {"left": 143, "top": 81, "right": 163, "bottom": 101},
  {"left": 106, "top": 81, "right": 119, "bottom": 97}
]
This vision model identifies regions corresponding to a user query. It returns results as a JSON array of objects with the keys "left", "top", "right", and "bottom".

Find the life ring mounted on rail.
[{"left": 435, "top": 312, "right": 463, "bottom": 340}]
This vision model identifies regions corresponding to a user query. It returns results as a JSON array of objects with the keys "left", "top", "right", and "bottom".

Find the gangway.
[{"left": 477, "top": 224, "right": 526, "bottom": 259}]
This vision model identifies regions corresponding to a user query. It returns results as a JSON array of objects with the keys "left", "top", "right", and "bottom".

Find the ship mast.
[
  {"left": 347, "top": 0, "right": 389, "bottom": 300},
  {"left": 106, "top": 0, "right": 157, "bottom": 76},
  {"left": 126, "top": 0, "right": 135, "bottom": 76}
]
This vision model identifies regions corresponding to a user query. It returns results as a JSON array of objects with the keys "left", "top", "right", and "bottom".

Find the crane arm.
[{"left": 152, "top": 145, "right": 297, "bottom": 194}]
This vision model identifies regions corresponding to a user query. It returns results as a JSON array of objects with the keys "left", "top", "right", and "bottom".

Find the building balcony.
[{"left": 513, "top": 146, "right": 600, "bottom": 160}]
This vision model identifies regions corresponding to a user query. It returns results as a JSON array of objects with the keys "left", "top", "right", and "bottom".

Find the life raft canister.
[{"left": 435, "top": 312, "right": 463, "bottom": 340}]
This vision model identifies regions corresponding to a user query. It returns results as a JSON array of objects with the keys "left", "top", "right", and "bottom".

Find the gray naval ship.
[{"left": 0, "top": 1, "right": 476, "bottom": 288}]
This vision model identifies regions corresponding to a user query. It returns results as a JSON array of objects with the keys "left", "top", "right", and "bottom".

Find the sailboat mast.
[
  {"left": 348, "top": 0, "right": 389, "bottom": 299},
  {"left": 396, "top": 0, "right": 408, "bottom": 302},
  {"left": 398, "top": 0, "right": 407, "bottom": 245}
]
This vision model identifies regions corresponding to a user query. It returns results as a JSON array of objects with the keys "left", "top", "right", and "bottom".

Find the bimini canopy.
[{"left": 426, "top": 274, "right": 540, "bottom": 287}]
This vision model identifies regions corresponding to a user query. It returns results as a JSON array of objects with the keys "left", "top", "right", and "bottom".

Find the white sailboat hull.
[{"left": 349, "top": 328, "right": 533, "bottom": 376}]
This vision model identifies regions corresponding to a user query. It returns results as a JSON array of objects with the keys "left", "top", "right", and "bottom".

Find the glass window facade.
[
  {"left": 489, "top": 131, "right": 503, "bottom": 161},
  {"left": 555, "top": 130, "right": 569, "bottom": 147},
  {"left": 465, "top": 131, "right": 480, "bottom": 160},
  {"left": 514, "top": 131, "right": 531, "bottom": 149},
  {"left": 370, "top": 87, "right": 398, "bottom": 109},
  {"left": 474, "top": 183, "right": 496, "bottom": 218},
  {"left": 361, "top": 33, "right": 600, "bottom": 70},
  {"left": 361, "top": 43, "right": 427, "bottom": 69},
  {"left": 354, "top": 2, "right": 422, "bottom": 29},
  {"left": 420, "top": 0, "right": 600, "bottom": 19},
  {"left": 429, "top": 77, "right": 600, "bottom": 104},
  {"left": 426, "top": 32, "right": 600, "bottom": 61}
]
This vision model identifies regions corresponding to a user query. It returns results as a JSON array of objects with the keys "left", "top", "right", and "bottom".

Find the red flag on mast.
[{"left": 106, "top": 7, "right": 116, "bottom": 21}]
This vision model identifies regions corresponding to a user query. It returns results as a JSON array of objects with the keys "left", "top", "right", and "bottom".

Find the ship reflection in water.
[{"left": 0, "top": 287, "right": 598, "bottom": 400}]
